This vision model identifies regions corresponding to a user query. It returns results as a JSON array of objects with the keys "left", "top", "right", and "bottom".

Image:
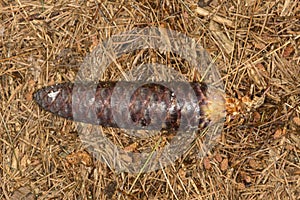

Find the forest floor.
[{"left": 1, "top": 0, "right": 299, "bottom": 199}]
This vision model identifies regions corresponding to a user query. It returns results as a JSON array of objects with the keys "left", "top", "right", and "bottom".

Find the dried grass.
[{"left": 1, "top": 0, "right": 299, "bottom": 199}]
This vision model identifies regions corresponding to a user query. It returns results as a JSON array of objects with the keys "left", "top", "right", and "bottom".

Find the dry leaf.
[
  {"left": 286, "top": 144, "right": 293, "bottom": 151},
  {"left": 220, "top": 158, "right": 228, "bottom": 171},
  {"left": 255, "top": 63, "right": 269, "bottom": 77},
  {"left": 244, "top": 175, "right": 251, "bottom": 183},
  {"left": 249, "top": 159, "right": 258, "bottom": 169},
  {"left": 240, "top": 172, "right": 251, "bottom": 183},
  {"left": 10, "top": 186, "right": 34, "bottom": 200},
  {"left": 209, "top": 21, "right": 234, "bottom": 55},
  {"left": 89, "top": 35, "right": 99, "bottom": 52},
  {"left": 178, "top": 168, "right": 186, "bottom": 179},
  {"left": 203, "top": 157, "right": 211, "bottom": 170},
  {"left": 237, "top": 182, "right": 245, "bottom": 190},
  {"left": 124, "top": 142, "right": 138, "bottom": 152},
  {"left": 66, "top": 151, "right": 92, "bottom": 166},
  {"left": 254, "top": 41, "right": 266, "bottom": 50},
  {"left": 274, "top": 128, "right": 282, "bottom": 139},
  {"left": 252, "top": 111, "right": 261, "bottom": 122},
  {"left": 282, "top": 45, "right": 295, "bottom": 57},
  {"left": 293, "top": 117, "right": 300, "bottom": 127},
  {"left": 20, "top": 154, "right": 29, "bottom": 170},
  {"left": 25, "top": 92, "right": 33, "bottom": 101},
  {"left": 11, "top": 148, "right": 19, "bottom": 169}
]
